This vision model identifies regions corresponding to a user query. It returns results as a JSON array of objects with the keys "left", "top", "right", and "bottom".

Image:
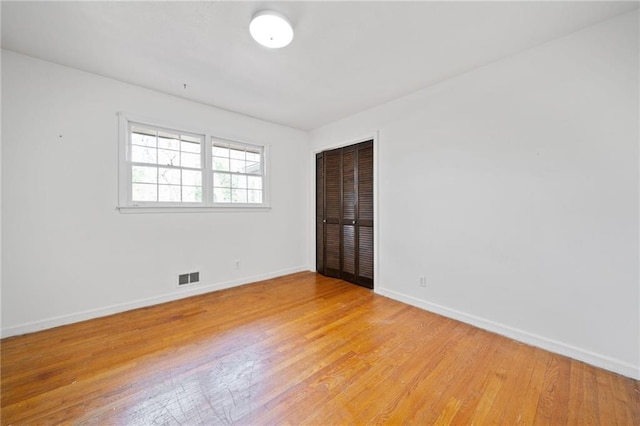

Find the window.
[
  {"left": 119, "top": 114, "right": 268, "bottom": 212},
  {"left": 212, "top": 141, "right": 264, "bottom": 204},
  {"left": 129, "top": 124, "right": 204, "bottom": 203}
]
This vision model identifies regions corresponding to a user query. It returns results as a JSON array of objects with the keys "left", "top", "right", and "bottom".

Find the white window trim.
[{"left": 117, "top": 112, "right": 270, "bottom": 213}]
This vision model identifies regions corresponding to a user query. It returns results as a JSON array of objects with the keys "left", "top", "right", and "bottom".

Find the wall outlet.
[
  {"left": 419, "top": 276, "right": 427, "bottom": 288},
  {"left": 235, "top": 259, "right": 240, "bottom": 270}
]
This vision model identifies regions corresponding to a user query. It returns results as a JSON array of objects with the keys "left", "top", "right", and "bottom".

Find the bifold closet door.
[
  {"left": 315, "top": 153, "right": 324, "bottom": 274},
  {"left": 316, "top": 140, "right": 373, "bottom": 289},
  {"left": 355, "top": 141, "right": 374, "bottom": 287},
  {"left": 341, "top": 145, "right": 357, "bottom": 283},
  {"left": 322, "top": 148, "right": 342, "bottom": 279}
]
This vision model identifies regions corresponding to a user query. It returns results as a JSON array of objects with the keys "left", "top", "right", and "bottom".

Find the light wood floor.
[{"left": 1, "top": 272, "right": 638, "bottom": 425}]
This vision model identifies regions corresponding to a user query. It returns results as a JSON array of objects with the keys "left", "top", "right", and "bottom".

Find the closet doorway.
[{"left": 316, "top": 140, "right": 374, "bottom": 289}]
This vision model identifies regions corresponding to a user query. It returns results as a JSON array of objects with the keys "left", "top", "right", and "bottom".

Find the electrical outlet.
[
  {"left": 235, "top": 259, "right": 240, "bottom": 270},
  {"left": 419, "top": 276, "right": 427, "bottom": 288}
]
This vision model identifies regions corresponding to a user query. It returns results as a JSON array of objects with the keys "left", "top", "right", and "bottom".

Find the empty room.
[{"left": 1, "top": 1, "right": 639, "bottom": 424}]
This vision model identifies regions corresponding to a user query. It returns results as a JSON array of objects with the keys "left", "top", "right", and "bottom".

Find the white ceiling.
[{"left": 2, "top": 1, "right": 637, "bottom": 130}]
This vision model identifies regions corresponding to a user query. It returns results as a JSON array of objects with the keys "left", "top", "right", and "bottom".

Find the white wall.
[
  {"left": 311, "top": 11, "right": 639, "bottom": 379},
  {"left": 1, "top": 50, "right": 310, "bottom": 336}
]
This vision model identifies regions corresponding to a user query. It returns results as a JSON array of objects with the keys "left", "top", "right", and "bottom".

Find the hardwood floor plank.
[
  {"left": 567, "top": 361, "right": 587, "bottom": 425},
  {"left": 582, "top": 364, "right": 602, "bottom": 424},
  {"left": 596, "top": 367, "right": 616, "bottom": 425},
  {"left": 433, "top": 396, "right": 463, "bottom": 426},
  {"left": 545, "top": 355, "right": 572, "bottom": 425},
  {"left": 1, "top": 272, "right": 638, "bottom": 425}
]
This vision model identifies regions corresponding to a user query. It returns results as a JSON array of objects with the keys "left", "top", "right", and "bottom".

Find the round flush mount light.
[{"left": 249, "top": 10, "right": 293, "bottom": 48}]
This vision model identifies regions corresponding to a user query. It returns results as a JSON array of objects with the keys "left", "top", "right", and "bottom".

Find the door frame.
[{"left": 310, "top": 132, "right": 379, "bottom": 290}]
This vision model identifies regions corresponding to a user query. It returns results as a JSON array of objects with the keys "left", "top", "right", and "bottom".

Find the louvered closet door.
[
  {"left": 356, "top": 141, "right": 374, "bottom": 288},
  {"left": 323, "top": 148, "right": 342, "bottom": 279},
  {"left": 316, "top": 140, "right": 374, "bottom": 289},
  {"left": 315, "top": 153, "right": 325, "bottom": 274},
  {"left": 341, "top": 145, "right": 357, "bottom": 283}
]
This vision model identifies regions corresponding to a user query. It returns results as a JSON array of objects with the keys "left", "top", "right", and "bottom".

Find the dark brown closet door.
[
  {"left": 315, "top": 153, "right": 324, "bottom": 274},
  {"left": 356, "top": 141, "right": 374, "bottom": 287},
  {"left": 316, "top": 140, "right": 373, "bottom": 289},
  {"left": 323, "top": 148, "right": 342, "bottom": 279},
  {"left": 341, "top": 145, "right": 357, "bottom": 283}
]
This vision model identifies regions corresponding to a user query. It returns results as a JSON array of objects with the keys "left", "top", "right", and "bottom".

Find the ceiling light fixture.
[{"left": 249, "top": 10, "right": 294, "bottom": 48}]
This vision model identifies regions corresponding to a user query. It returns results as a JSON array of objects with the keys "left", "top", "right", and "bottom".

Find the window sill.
[{"left": 117, "top": 205, "right": 272, "bottom": 214}]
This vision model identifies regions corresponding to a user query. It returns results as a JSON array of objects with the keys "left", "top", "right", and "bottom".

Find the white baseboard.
[
  {"left": 1, "top": 266, "right": 309, "bottom": 339},
  {"left": 375, "top": 287, "right": 640, "bottom": 380}
]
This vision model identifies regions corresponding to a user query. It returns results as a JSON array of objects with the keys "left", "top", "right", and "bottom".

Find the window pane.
[
  {"left": 132, "top": 166, "right": 157, "bottom": 184},
  {"left": 182, "top": 169, "right": 202, "bottom": 186},
  {"left": 132, "top": 183, "right": 157, "bottom": 201},
  {"left": 213, "top": 172, "right": 231, "bottom": 188},
  {"left": 214, "top": 187, "right": 231, "bottom": 203},
  {"left": 248, "top": 190, "right": 262, "bottom": 203},
  {"left": 132, "top": 145, "right": 157, "bottom": 164},
  {"left": 159, "top": 185, "right": 181, "bottom": 202},
  {"left": 246, "top": 151, "right": 260, "bottom": 162},
  {"left": 213, "top": 157, "right": 229, "bottom": 171},
  {"left": 131, "top": 132, "right": 156, "bottom": 147},
  {"left": 230, "top": 159, "right": 246, "bottom": 173},
  {"left": 232, "top": 189, "right": 248, "bottom": 203},
  {"left": 181, "top": 152, "right": 201, "bottom": 169},
  {"left": 182, "top": 186, "right": 202, "bottom": 202},
  {"left": 181, "top": 140, "right": 201, "bottom": 154},
  {"left": 247, "top": 176, "right": 262, "bottom": 190},
  {"left": 158, "top": 168, "right": 181, "bottom": 185},
  {"left": 158, "top": 134, "right": 180, "bottom": 150},
  {"left": 158, "top": 149, "right": 179, "bottom": 166},
  {"left": 231, "top": 175, "right": 247, "bottom": 189},
  {"left": 245, "top": 161, "right": 261, "bottom": 174},
  {"left": 230, "top": 148, "right": 245, "bottom": 160},
  {"left": 212, "top": 146, "right": 229, "bottom": 157}
]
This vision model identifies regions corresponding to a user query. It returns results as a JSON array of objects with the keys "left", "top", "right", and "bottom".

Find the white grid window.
[
  {"left": 129, "top": 124, "right": 204, "bottom": 203},
  {"left": 212, "top": 141, "right": 264, "bottom": 204},
  {"left": 118, "top": 114, "right": 269, "bottom": 212}
]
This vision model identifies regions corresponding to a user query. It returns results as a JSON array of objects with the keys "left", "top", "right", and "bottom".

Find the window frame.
[
  {"left": 211, "top": 139, "right": 266, "bottom": 206},
  {"left": 118, "top": 113, "right": 270, "bottom": 213}
]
